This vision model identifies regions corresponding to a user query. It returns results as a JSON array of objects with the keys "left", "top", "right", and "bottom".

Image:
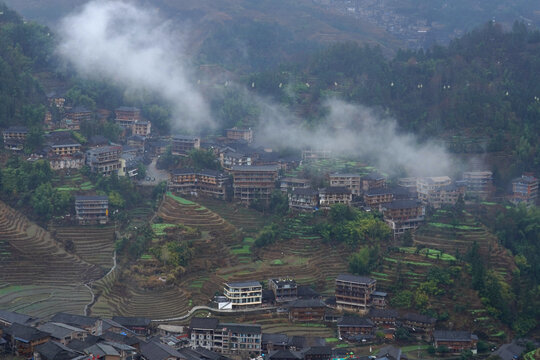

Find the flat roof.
[{"left": 226, "top": 280, "right": 261, "bottom": 288}]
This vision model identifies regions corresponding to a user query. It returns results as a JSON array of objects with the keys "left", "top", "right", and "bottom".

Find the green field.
[{"left": 166, "top": 192, "right": 196, "bottom": 205}]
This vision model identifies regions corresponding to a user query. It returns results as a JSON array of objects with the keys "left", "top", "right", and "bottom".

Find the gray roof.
[
  {"left": 34, "top": 341, "right": 80, "bottom": 359},
  {"left": 319, "top": 187, "right": 351, "bottom": 195},
  {"left": 85, "top": 343, "right": 120, "bottom": 357},
  {"left": 493, "top": 341, "right": 526, "bottom": 360},
  {"left": 402, "top": 312, "right": 436, "bottom": 324},
  {"left": 377, "top": 345, "right": 402, "bottom": 360},
  {"left": 372, "top": 291, "right": 387, "bottom": 297},
  {"left": 433, "top": 330, "right": 474, "bottom": 342},
  {"left": 112, "top": 316, "right": 151, "bottom": 327},
  {"left": 291, "top": 188, "right": 318, "bottom": 196},
  {"left": 262, "top": 333, "right": 289, "bottom": 345},
  {"left": 141, "top": 340, "right": 183, "bottom": 360},
  {"left": 363, "top": 172, "right": 385, "bottom": 181},
  {"left": 116, "top": 106, "right": 140, "bottom": 112},
  {"left": 338, "top": 316, "right": 374, "bottom": 327},
  {"left": 219, "top": 323, "right": 261, "bottom": 334},
  {"left": 269, "top": 349, "right": 303, "bottom": 360},
  {"left": 384, "top": 200, "right": 422, "bottom": 210},
  {"left": 189, "top": 317, "right": 219, "bottom": 330},
  {"left": 5, "top": 322, "right": 50, "bottom": 342},
  {"left": 226, "top": 280, "right": 261, "bottom": 288},
  {"left": 75, "top": 195, "right": 108, "bottom": 201},
  {"left": 0, "top": 309, "right": 34, "bottom": 325},
  {"left": 50, "top": 313, "right": 98, "bottom": 328},
  {"left": 231, "top": 165, "right": 279, "bottom": 172},
  {"left": 365, "top": 188, "right": 393, "bottom": 196},
  {"left": 369, "top": 309, "right": 398, "bottom": 318},
  {"left": 38, "top": 322, "right": 86, "bottom": 340},
  {"left": 289, "top": 299, "right": 326, "bottom": 308},
  {"left": 4, "top": 126, "right": 28, "bottom": 133},
  {"left": 336, "top": 274, "right": 376, "bottom": 285}
]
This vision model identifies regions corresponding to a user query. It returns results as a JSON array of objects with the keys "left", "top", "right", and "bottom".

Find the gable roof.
[
  {"left": 5, "top": 322, "right": 50, "bottom": 342},
  {"left": 376, "top": 345, "right": 402, "bottom": 360},
  {"left": 141, "top": 340, "right": 183, "bottom": 360},
  {"left": 338, "top": 316, "right": 374, "bottom": 327},
  {"left": 433, "top": 330, "right": 475, "bottom": 342},
  {"left": 336, "top": 274, "right": 376, "bottom": 285},
  {"left": 219, "top": 323, "right": 261, "bottom": 334},
  {"left": 189, "top": 317, "right": 219, "bottom": 330},
  {"left": 112, "top": 316, "right": 151, "bottom": 327},
  {"left": 289, "top": 299, "right": 326, "bottom": 308},
  {"left": 38, "top": 322, "right": 86, "bottom": 340},
  {"left": 0, "top": 309, "right": 35, "bottom": 326},
  {"left": 492, "top": 341, "right": 526, "bottom": 360},
  {"left": 269, "top": 349, "right": 303, "bottom": 360},
  {"left": 34, "top": 340, "right": 81, "bottom": 360}
]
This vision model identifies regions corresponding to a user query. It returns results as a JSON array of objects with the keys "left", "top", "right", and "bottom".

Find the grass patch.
[
  {"left": 428, "top": 222, "right": 482, "bottom": 230},
  {"left": 299, "top": 323, "right": 326, "bottom": 327},
  {"left": 244, "top": 237, "right": 255, "bottom": 244},
  {"left": 371, "top": 272, "right": 388, "bottom": 277},
  {"left": 56, "top": 186, "right": 78, "bottom": 191},
  {"left": 325, "top": 338, "right": 339, "bottom": 343},
  {"left": 167, "top": 192, "right": 195, "bottom": 205},
  {"left": 271, "top": 259, "right": 284, "bottom": 265},
  {"left": 152, "top": 223, "right": 177, "bottom": 236},
  {"left": 231, "top": 245, "right": 251, "bottom": 255},
  {"left": 401, "top": 345, "right": 431, "bottom": 352},
  {"left": 399, "top": 247, "right": 456, "bottom": 261},
  {"left": 490, "top": 331, "right": 505, "bottom": 337},
  {"left": 140, "top": 254, "right": 153, "bottom": 260},
  {"left": 384, "top": 257, "right": 432, "bottom": 266}
]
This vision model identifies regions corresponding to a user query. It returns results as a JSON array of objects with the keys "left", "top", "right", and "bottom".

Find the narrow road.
[
  {"left": 152, "top": 306, "right": 277, "bottom": 322},
  {"left": 83, "top": 251, "right": 117, "bottom": 316}
]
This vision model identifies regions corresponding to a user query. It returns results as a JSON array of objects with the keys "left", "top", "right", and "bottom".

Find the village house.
[
  {"left": 433, "top": 330, "right": 478, "bottom": 354},
  {"left": 223, "top": 281, "right": 262, "bottom": 309},
  {"left": 301, "top": 149, "right": 331, "bottom": 162},
  {"left": 172, "top": 135, "right": 201, "bottom": 156},
  {"left": 226, "top": 127, "right": 253, "bottom": 143},
  {"left": 416, "top": 176, "right": 462, "bottom": 208},
  {"left": 216, "top": 323, "right": 262, "bottom": 355},
  {"left": 280, "top": 177, "right": 311, "bottom": 192},
  {"left": 302, "top": 346, "right": 332, "bottom": 360},
  {"left": 63, "top": 107, "right": 92, "bottom": 130},
  {"left": 318, "top": 187, "right": 352, "bottom": 209},
  {"left": 329, "top": 173, "right": 362, "bottom": 196},
  {"left": 269, "top": 278, "right": 298, "bottom": 303},
  {"left": 132, "top": 120, "right": 151, "bottom": 137},
  {"left": 127, "top": 134, "right": 146, "bottom": 149},
  {"left": 189, "top": 319, "right": 262, "bottom": 355},
  {"left": 289, "top": 188, "right": 319, "bottom": 211},
  {"left": 112, "top": 316, "right": 152, "bottom": 336},
  {"left": 220, "top": 148, "right": 252, "bottom": 170},
  {"left": 371, "top": 291, "right": 387, "bottom": 309},
  {"left": 33, "top": 341, "right": 81, "bottom": 360},
  {"left": 369, "top": 309, "right": 398, "bottom": 330},
  {"left": 288, "top": 299, "right": 326, "bottom": 322},
  {"left": 462, "top": 171, "right": 493, "bottom": 199},
  {"left": 146, "top": 139, "right": 170, "bottom": 156},
  {"left": 115, "top": 106, "right": 141, "bottom": 128},
  {"left": 511, "top": 174, "right": 538, "bottom": 206},
  {"left": 361, "top": 173, "right": 387, "bottom": 192},
  {"left": 230, "top": 165, "right": 279, "bottom": 203},
  {"left": 49, "top": 152, "right": 84, "bottom": 171},
  {"left": 364, "top": 188, "right": 394, "bottom": 207},
  {"left": 168, "top": 168, "right": 229, "bottom": 200},
  {"left": 401, "top": 313, "right": 436, "bottom": 341},
  {"left": 337, "top": 316, "right": 375, "bottom": 341},
  {"left": 74, "top": 195, "right": 109, "bottom": 225},
  {"left": 119, "top": 152, "right": 142, "bottom": 178},
  {"left": 3, "top": 323, "right": 51, "bottom": 358},
  {"left": 50, "top": 313, "right": 101, "bottom": 336},
  {"left": 37, "top": 322, "right": 87, "bottom": 345},
  {"left": 0, "top": 310, "right": 36, "bottom": 327},
  {"left": 2, "top": 126, "right": 28, "bottom": 151},
  {"left": 381, "top": 200, "right": 425, "bottom": 237},
  {"left": 427, "top": 182, "right": 467, "bottom": 209},
  {"left": 335, "top": 274, "right": 377, "bottom": 314},
  {"left": 189, "top": 317, "right": 220, "bottom": 350},
  {"left": 85, "top": 145, "right": 122, "bottom": 176}
]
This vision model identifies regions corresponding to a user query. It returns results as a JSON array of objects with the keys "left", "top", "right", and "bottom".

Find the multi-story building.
[
  {"left": 329, "top": 173, "right": 362, "bottom": 196},
  {"left": 371, "top": 291, "right": 387, "bottom": 309},
  {"left": 428, "top": 182, "right": 466, "bottom": 208},
  {"left": 369, "top": 309, "right": 398, "bottom": 330},
  {"left": 168, "top": 168, "right": 229, "bottom": 200},
  {"left": 215, "top": 323, "right": 262, "bottom": 355},
  {"left": 401, "top": 313, "right": 436, "bottom": 340},
  {"left": 433, "top": 331, "right": 478, "bottom": 354},
  {"left": 231, "top": 165, "right": 279, "bottom": 203},
  {"left": 335, "top": 274, "right": 377, "bottom": 313},
  {"left": 37, "top": 322, "right": 87, "bottom": 345},
  {"left": 318, "top": 187, "right": 352, "bottom": 209},
  {"left": 288, "top": 299, "right": 326, "bottom": 322},
  {"left": 223, "top": 281, "right": 262, "bottom": 309},
  {"left": 361, "top": 173, "right": 387, "bottom": 192},
  {"left": 416, "top": 176, "right": 451, "bottom": 204},
  {"left": 46, "top": 140, "right": 81, "bottom": 157},
  {"left": 85, "top": 145, "right": 122, "bottom": 176},
  {"left": 220, "top": 149, "right": 252, "bottom": 170},
  {"left": 2, "top": 126, "right": 28, "bottom": 151},
  {"left": 364, "top": 188, "right": 394, "bottom": 207},
  {"left": 268, "top": 278, "right": 297, "bottom": 303},
  {"left": 74, "top": 196, "right": 109, "bottom": 225},
  {"left": 64, "top": 107, "right": 92, "bottom": 130},
  {"left": 381, "top": 200, "right": 425, "bottom": 237},
  {"left": 280, "top": 177, "right": 311, "bottom": 192},
  {"left": 288, "top": 188, "right": 319, "bottom": 211},
  {"left": 115, "top": 106, "right": 141, "bottom": 128},
  {"left": 462, "top": 171, "right": 493, "bottom": 199},
  {"left": 337, "top": 316, "right": 375, "bottom": 340},
  {"left": 511, "top": 174, "right": 539, "bottom": 206},
  {"left": 49, "top": 152, "right": 84, "bottom": 171},
  {"left": 226, "top": 127, "right": 253, "bottom": 143},
  {"left": 301, "top": 149, "right": 331, "bottom": 162},
  {"left": 132, "top": 120, "right": 151, "bottom": 136},
  {"left": 172, "top": 135, "right": 201, "bottom": 156},
  {"left": 189, "top": 318, "right": 262, "bottom": 355}
]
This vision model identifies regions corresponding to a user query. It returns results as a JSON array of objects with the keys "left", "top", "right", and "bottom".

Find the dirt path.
[{"left": 84, "top": 251, "right": 117, "bottom": 316}]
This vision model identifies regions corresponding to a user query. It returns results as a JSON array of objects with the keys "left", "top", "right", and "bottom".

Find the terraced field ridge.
[{"left": 0, "top": 200, "right": 104, "bottom": 318}]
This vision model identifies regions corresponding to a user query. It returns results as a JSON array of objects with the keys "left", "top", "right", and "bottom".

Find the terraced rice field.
[
  {"left": 257, "top": 318, "right": 335, "bottom": 338},
  {"left": 53, "top": 226, "right": 115, "bottom": 269},
  {"left": 0, "top": 201, "right": 103, "bottom": 317}
]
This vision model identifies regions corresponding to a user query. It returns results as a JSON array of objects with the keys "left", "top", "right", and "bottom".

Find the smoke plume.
[
  {"left": 58, "top": 0, "right": 458, "bottom": 177},
  {"left": 255, "top": 98, "right": 458, "bottom": 177},
  {"left": 57, "top": 0, "right": 212, "bottom": 131}
]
